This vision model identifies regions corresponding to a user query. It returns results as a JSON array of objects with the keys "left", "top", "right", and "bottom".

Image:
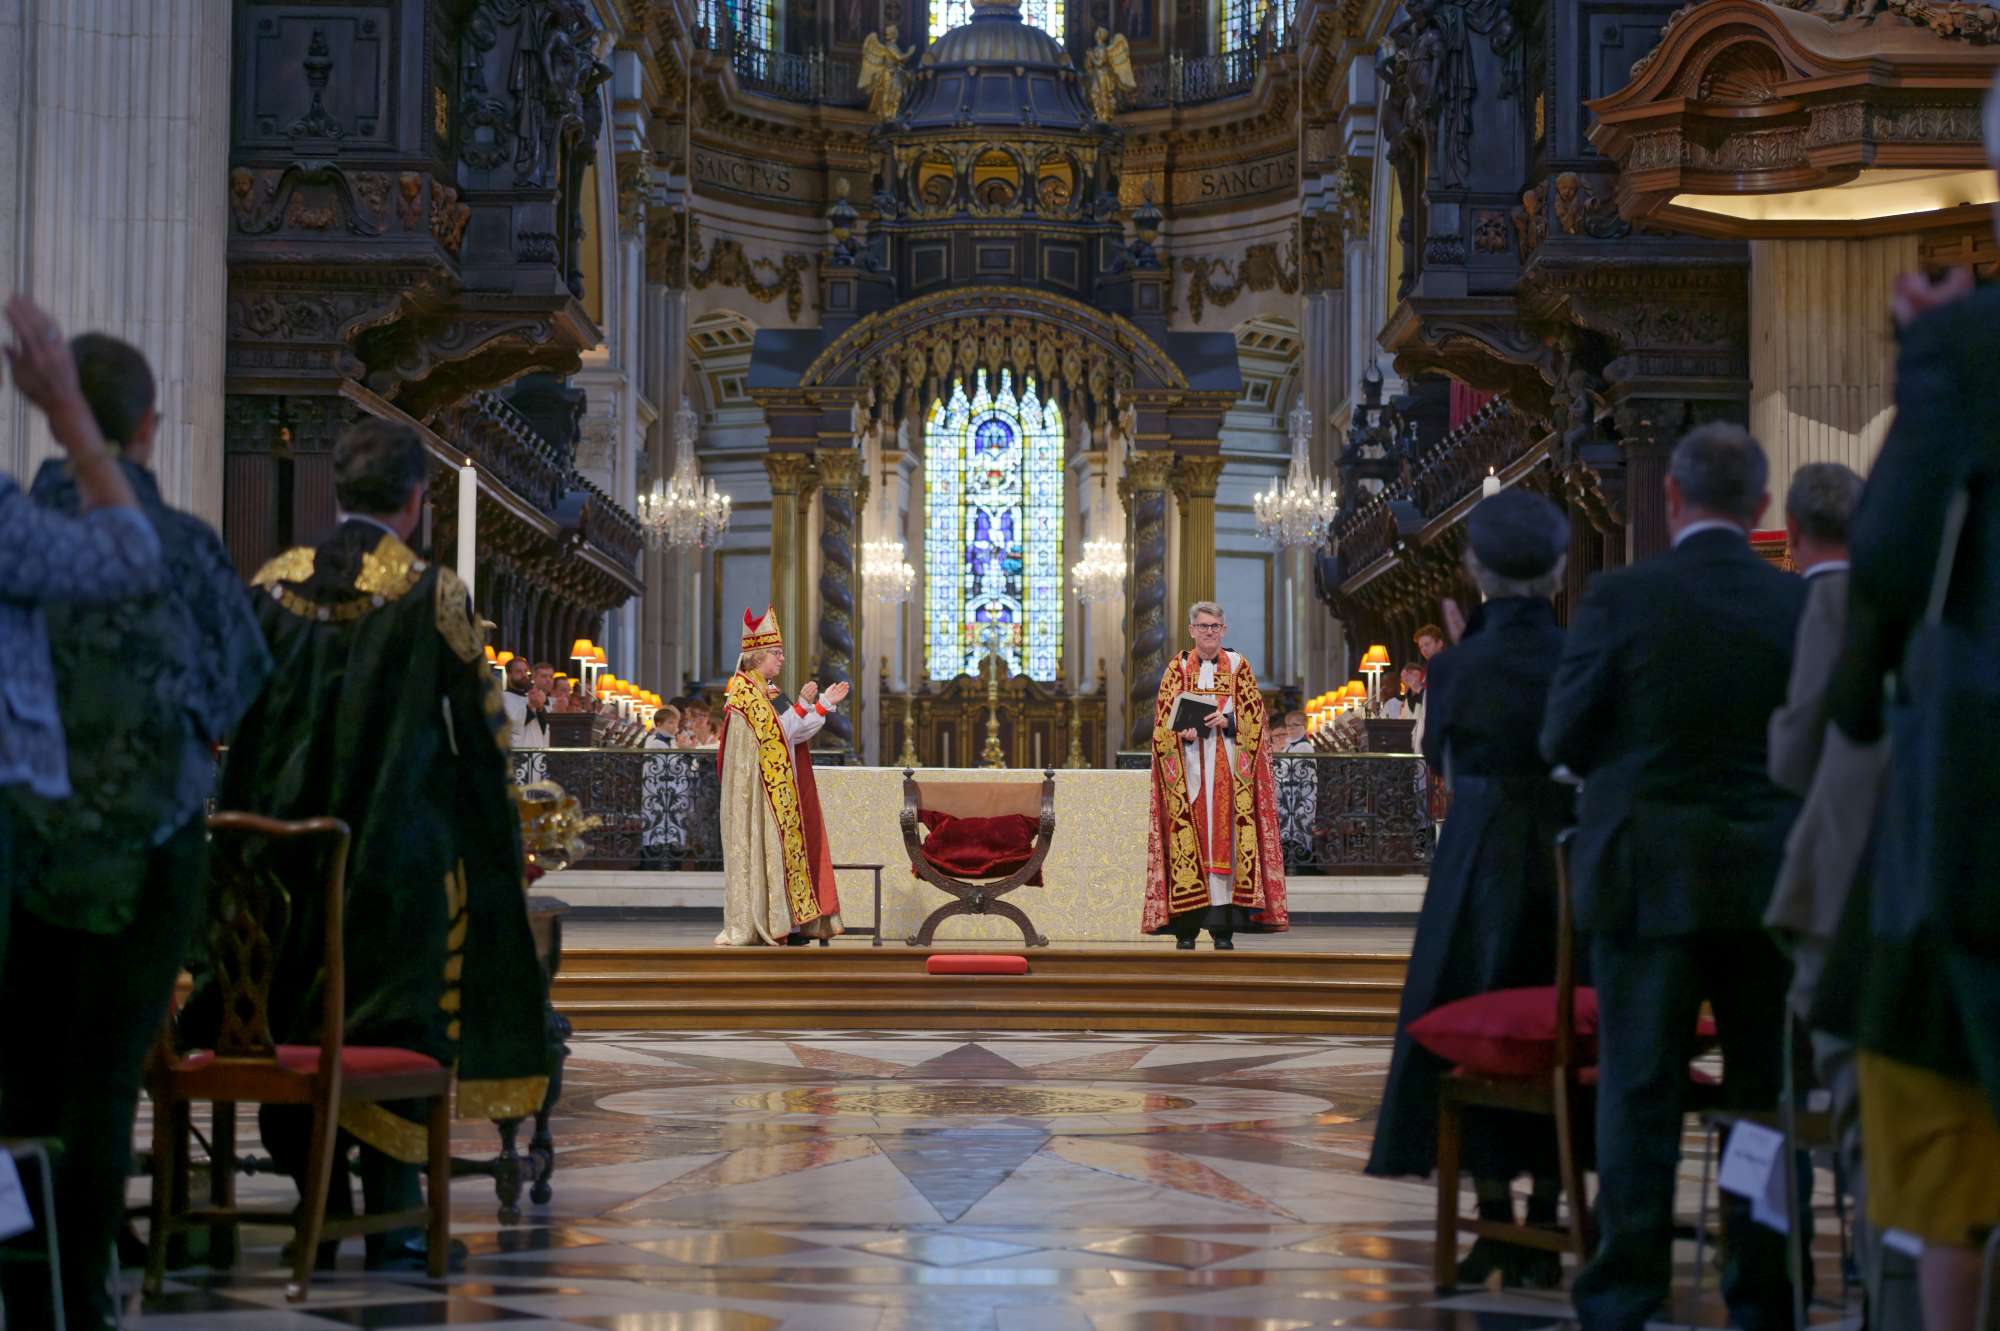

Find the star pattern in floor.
[{"left": 122, "top": 1030, "right": 1859, "bottom": 1330}]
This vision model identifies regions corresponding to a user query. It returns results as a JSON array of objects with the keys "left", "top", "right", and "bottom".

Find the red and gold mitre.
[{"left": 741, "top": 605, "right": 784, "bottom": 653}]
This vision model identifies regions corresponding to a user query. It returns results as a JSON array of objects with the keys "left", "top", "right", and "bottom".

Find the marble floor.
[{"left": 121, "top": 1029, "right": 1856, "bottom": 1331}]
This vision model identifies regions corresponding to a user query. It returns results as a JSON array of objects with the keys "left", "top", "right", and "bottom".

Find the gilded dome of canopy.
[
  {"left": 897, "top": 0, "right": 1091, "bottom": 132},
  {"left": 926, "top": 0, "right": 1069, "bottom": 66}
]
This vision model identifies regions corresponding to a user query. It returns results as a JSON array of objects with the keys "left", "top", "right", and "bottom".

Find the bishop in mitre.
[
  {"left": 1142, "top": 600, "right": 1290, "bottom": 947},
  {"left": 717, "top": 606, "right": 849, "bottom": 945}
]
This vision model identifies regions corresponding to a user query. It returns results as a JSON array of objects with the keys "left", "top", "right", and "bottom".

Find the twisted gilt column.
[
  {"left": 1122, "top": 450, "right": 1175, "bottom": 750},
  {"left": 814, "top": 447, "right": 866, "bottom": 751}
]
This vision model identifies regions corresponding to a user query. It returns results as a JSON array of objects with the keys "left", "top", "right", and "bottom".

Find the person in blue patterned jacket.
[{"left": 0, "top": 331, "right": 272, "bottom": 1330}]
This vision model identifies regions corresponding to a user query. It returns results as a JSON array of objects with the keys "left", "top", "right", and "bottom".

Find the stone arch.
[{"left": 801, "top": 287, "right": 1188, "bottom": 456}]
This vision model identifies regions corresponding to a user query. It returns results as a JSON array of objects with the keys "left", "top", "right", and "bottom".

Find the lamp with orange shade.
[{"left": 1359, "top": 646, "right": 1391, "bottom": 712}]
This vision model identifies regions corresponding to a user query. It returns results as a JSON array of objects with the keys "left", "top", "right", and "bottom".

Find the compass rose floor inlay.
[{"left": 128, "top": 1029, "right": 1855, "bottom": 1331}]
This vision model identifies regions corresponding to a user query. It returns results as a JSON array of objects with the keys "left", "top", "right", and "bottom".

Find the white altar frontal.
[{"left": 815, "top": 765, "right": 1154, "bottom": 945}]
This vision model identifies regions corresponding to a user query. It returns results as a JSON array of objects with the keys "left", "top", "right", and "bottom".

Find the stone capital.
[
  {"left": 813, "top": 446, "right": 867, "bottom": 492},
  {"left": 1171, "top": 452, "right": 1225, "bottom": 501},
  {"left": 1122, "top": 449, "right": 1176, "bottom": 494},
  {"left": 765, "top": 452, "right": 816, "bottom": 495}
]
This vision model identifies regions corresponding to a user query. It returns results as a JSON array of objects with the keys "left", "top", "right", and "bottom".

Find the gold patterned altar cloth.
[{"left": 814, "top": 766, "right": 1160, "bottom": 945}]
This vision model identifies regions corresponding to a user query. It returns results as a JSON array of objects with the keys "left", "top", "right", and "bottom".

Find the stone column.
[
  {"left": 1121, "top": 450, "right": 1175, "bottom": 750},
  {"left": 794, "top": 463, "right": 822, "bottom": 701},
  {"left": 814, "top": 446, "right": 865, "bottom": 752},
  {"left": 0, "top": 1, "right": 231, "bottom": 518},
  {"left": 637, "top": 282, "right": 685, "bottom": 692},
  {"left": 764, "top": 453, "right": 814, "bottom": 697},
  {"left": 859, "top": 444, "right": 918, "bottom": 765},
  {"left": 1173, "top": 453, "right": 1224, "bottom": 613}
]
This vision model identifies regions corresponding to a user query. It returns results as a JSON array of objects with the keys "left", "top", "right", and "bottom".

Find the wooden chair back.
[
  {"left": 203, "top": 812, "right": 351, "bottom": 1081},
  {"left": 906, "top": 778, "right": 1048, "bottom": 821},
  {"left": 1552, "top": 826, "right": 1579, "bottom": 1074},
  {"left": 896, "top": 768, "right": 1056, "bottom": 947}
]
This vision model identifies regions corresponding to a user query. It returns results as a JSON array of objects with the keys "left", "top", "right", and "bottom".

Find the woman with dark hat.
[{"left": 1364, "top": 488, "right": 1575, "bottom": 1288}]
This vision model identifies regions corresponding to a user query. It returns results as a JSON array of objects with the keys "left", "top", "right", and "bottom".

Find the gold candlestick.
[
  {"left": 980, "top": 645, "right": 1006, "bottom": 768},
  {"left": 897, "top": 688, "right": 921, "bottom": 769},
  {"left": 1064, "top": 690, "right": 1087, "bottom": 769}
]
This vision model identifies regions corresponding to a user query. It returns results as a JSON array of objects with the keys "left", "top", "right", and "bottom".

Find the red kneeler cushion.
[
  {"left": 927, "top": 954, "right": 1029, "bottom": 976},
  {"left": 1410, "top": 985, "right": 1721, "bottom": 1079},
  {"left": 915, "top": 809, "right": 1042, "bottom": 884},
  {"left": 173, "top": 1045, "right": 445, "bottom": 1078}
]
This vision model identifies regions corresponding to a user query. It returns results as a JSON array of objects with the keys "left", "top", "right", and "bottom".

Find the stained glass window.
[
  {"left": 929, "top": 0, "right": 1065, "bottom": 43},
  {"left": 925, "top": 370, "right": 1065, "bottom": 682},
  {"left": 711, "top": 0, "right": 776, "bottom": 48},
  {"left": 1216, "top": 0, "right": 1277, "bottom": 52}
]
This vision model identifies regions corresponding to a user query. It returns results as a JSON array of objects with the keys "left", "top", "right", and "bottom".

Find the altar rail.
[{"left": 513, "top": 750, "right": 1432, "bottom": 876}]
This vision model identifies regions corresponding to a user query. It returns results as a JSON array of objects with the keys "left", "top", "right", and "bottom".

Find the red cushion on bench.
[
  {"left": 915, "top": 809, "right": 1042, "bottom": 883},
  {"left": 926, "top": 954, "right": 1029, "bottom": 976}
]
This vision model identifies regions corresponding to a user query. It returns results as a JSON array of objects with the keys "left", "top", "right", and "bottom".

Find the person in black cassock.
[
  {"left": 1365, "top": 488, "right": 1573, "bottom": 1288},
  {"left": 212, "top": 419, "right": 549, "bottom": 1270},
  {"left": 1543, "top": 423, "right": 1807, "bottom": 1331}
]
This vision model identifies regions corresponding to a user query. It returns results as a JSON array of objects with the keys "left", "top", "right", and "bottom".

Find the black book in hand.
[{"left": 1169, "top": 693, "right": 1218, "bottom": 732}]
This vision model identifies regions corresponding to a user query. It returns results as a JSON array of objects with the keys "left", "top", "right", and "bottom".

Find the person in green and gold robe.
[{"left": 213, "top": 419, "right": 548, "bottom": 1269}]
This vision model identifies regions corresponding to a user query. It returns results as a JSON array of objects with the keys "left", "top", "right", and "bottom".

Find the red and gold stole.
[
  {"left": 1151, "top": 650, "right": 1268, "bottom": 914},
  {"left": 722, "top": 670, "right": 826, "bottom": 926},
  {"left": 1182, "top": 654, "right": 1236, "bottom": 878}
]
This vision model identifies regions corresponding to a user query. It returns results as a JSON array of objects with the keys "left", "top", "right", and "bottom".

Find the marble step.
[{"left": 551, "top": 949, "right": 1409, "bottom": 1034}]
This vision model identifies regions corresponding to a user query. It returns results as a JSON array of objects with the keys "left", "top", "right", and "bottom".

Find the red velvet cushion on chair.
[
  {"left": 1412, "top": 987, "right": 1726, "bottom": 1080},
  {"left": 915, "top": 809, "right": 1042, "bottom": 883},
  {"left": 926, "top": 954, "right": 1029, "bottom": 976},
  {"left": 1409, "top": 986, "right": 1600, "bottom": 1079},
  {"left": 173, "top": 1046, "right": 444, "bottom": 1078}
]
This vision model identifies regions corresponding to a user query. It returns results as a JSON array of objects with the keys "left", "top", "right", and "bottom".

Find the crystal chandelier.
[
  {"left": 1071, "top": 536, "right": 1127, "bottom": 604},
  {"left": 1255, "top": 402, "right": 1340, "bottom": 549},
  {"left": 637, "top": 397, "right": 731, "bottom": 550},
  {"left": 862, "top": 539, "right": 915, "bottom": 604}
]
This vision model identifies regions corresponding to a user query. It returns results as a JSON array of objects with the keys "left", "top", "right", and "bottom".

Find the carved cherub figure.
[
  {"left": 859, "top": 24, "right": 913, "bottom": 122},
  {"left": 1084, "top": 27, "right": 1137, "bottom": 123},
  {"left": 1553, "top": 172, "right": 1584, "bottom": 235}
]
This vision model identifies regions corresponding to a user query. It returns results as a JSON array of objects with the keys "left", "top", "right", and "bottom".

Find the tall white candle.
[
  {"left": 457, "top": 461, "right": 479, "bottom": 602},
  {"left": 1481, "top": 467, "right": 1501, "bottom": 498}
]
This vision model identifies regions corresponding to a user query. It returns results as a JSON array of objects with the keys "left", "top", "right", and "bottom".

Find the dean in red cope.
[
  {"left": 1140, "top": 599, "right": 1288, "bottom": 950},
  {"left": 714, "top": 606, "right": 848, "bottom": 945}
]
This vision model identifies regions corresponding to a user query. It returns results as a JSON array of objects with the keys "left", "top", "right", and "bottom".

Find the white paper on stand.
[
  {"left": 1717, "top": 1119, "right": 1790, "bottom": 1233},
  {"left": 0, "top": 1152, "right": 35, "bottom": 1242}
]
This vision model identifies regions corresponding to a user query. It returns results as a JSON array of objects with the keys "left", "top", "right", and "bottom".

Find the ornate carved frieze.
[
  {"left": 1177, "top": 241, "right": 1299, "bottom": 321},
  {"left": 687, "top": 219, "right": 813, "bottom": 319},
  {"left": 645, "top": 207, "right": 690, "bottom": 287},
  {"left": 1770, "top": 0, "right": 2000, "bottom": 42}
]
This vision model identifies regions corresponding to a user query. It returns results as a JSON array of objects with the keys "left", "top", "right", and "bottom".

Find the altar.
[{"left": 815, "top": 766, "right": 1155, "bottom": 945}]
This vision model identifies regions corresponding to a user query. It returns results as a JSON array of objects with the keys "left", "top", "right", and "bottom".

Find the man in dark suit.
[{"left": 1542, "top": 422, "right": 1809, "bottom": 1331}]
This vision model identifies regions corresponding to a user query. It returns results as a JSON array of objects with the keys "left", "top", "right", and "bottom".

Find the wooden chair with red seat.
[
  {"left": 143, "top": 813, "right": 454, "bottom": 1303},
  {"left": 899, "top": 768, "right": 1054, "bottom": 948},
  {"left": 1430, "top": 828, "right": 1595, "bottom": 1289},
  {"left": 1425, "top": 829, "right": 1724, "bottom": 1290}
]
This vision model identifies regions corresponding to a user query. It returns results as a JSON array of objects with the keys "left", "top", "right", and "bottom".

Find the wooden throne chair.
[{"left": 899, "top": 768, "right": 1055, "bottom": 948}]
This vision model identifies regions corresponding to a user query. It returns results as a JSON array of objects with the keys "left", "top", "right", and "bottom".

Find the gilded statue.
[
  {"left": 1084, "top": 28, "right": 1137, "bottom": 123},
  {"left": 859, "top": 25, "right": 913, "bottom": 122}
]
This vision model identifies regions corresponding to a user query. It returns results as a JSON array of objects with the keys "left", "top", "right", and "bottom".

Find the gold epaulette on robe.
[
  {"left": 434, "top": 565, "right": 484, "bottom": 664},
  {"left": 251, "top": 546, "right": 317, "bottom": 588}
]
